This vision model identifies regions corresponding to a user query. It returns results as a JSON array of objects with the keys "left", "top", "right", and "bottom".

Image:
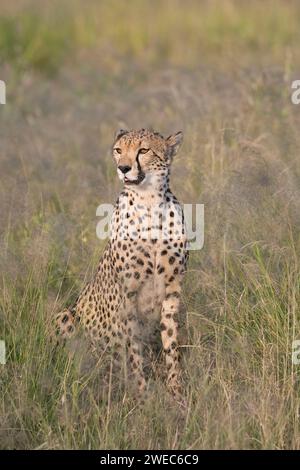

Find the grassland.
[{"left": 0, "top": 0, "right": 300, "bottom": 449}]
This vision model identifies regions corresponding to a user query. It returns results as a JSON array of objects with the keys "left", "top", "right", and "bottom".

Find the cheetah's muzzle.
[{"left": 124, "top": 172, "right": 145, "bottom": 185}]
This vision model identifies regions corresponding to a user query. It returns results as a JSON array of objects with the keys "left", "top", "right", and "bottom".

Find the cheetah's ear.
[
  {"left": 115, "top": 129, "right": 128, "bottom": 141},
  {"left": 166, "top": 131, "right": 183, "bottom": 158}
]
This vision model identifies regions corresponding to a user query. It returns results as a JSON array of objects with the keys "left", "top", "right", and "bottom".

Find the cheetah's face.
[{"left": 112, "top": 129, "right": 183, "bottom": 187}]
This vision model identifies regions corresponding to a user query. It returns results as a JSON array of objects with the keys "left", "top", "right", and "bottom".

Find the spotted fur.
[{"left": 55, "top": 129, "right": 188, "bottom": 400}]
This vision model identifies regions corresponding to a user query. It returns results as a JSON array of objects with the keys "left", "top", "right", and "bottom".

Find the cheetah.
[{"left": 55, "top": 129, "right": 188, "bottom": 401}]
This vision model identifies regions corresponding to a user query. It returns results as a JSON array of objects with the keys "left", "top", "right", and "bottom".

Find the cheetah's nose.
[{"left": 118, "top": 165, "right": 131, "bottom": 174}]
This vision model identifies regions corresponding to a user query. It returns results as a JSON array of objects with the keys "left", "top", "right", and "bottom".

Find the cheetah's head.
[{"left": 112, "top": 128, "right": 183, "bottom": 187}]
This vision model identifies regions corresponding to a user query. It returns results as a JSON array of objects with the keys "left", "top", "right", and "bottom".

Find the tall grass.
[{"left": 1, "top": 0, "right": 300, "bottom": 449}]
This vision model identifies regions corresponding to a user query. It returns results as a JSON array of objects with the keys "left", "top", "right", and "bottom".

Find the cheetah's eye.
[
  {"left": 139, "top": 148, "right": 149, "bottom": 154},
  {"left": 114, "top": 148, "right": 122, "bottom": 154}
]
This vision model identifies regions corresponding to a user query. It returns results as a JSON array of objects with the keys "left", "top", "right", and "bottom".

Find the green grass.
[
  {"left": 1, "top": 0, "right": 300, "bottom": 75},
  {"left": 1, "top": 0, "right": 300, "bottom": 450}
]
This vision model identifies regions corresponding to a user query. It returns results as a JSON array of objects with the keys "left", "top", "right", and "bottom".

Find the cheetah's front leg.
[{"left": 160, "top": 280, "right": 183, "bottom": 401}]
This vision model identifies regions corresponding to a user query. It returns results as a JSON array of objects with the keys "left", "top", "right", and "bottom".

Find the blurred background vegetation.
[
  {"left": 1, "top": 0, "right": 300, "bottom": 74},
  {"left": 0, "top": 0, "right": 300, "bottom": 450}
]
